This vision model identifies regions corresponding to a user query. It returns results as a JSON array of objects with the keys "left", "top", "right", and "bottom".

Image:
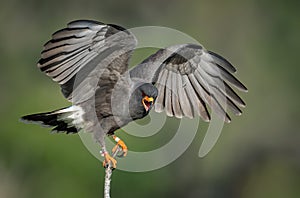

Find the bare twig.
[{"left": 104, "top": 146, "right": 121, "bottom": 198}]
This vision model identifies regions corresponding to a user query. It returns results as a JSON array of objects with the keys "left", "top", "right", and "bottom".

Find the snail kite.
[{"left": 21, "top": 20, "right": 247, "bottom": 168}]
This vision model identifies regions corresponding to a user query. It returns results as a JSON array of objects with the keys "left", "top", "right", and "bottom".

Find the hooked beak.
[{"left": 142, "top": 96, "right": 154, "bottom": 112}]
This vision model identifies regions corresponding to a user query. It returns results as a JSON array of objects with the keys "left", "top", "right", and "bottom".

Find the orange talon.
[{"left": 102, "top": 153, "right": 117, "bottom": 168}]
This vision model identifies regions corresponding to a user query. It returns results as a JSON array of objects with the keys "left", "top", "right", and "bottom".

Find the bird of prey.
[{"left": 21, "top": 20, "right": 247, "bottom": 168}]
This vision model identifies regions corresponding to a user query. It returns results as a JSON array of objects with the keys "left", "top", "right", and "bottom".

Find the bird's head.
[
  {"left": 140, "top": 83, "right": 158, "bottom": 112},
  {"left": 129, "top": 83, "right": 158, "bottom": 119}
]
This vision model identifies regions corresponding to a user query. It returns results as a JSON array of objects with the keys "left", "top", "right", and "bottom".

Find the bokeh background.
[{"left": 1, "top": 0, "right": 299, "bottom": 197}]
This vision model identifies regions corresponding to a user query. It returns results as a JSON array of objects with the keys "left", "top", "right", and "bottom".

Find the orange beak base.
[{"left": 142, "top": 96, "right": 154, "bottom": 111}]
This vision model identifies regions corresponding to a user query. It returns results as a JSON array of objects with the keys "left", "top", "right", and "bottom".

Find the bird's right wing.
[{"left": 38, "top": 20, "right": 137, "bottom": 104}]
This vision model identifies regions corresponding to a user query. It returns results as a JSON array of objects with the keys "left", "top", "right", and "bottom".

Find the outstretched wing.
[
  {"left": 130, "top": 44, "right": 247, "bottom": 122},
  {"left": 38, "top": 20, "right": 137, "bottom": 103}
]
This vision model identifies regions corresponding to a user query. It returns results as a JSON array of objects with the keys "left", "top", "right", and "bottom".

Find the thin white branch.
[{"left": 104, "top": 147, "right": 121, "bottom": 198}]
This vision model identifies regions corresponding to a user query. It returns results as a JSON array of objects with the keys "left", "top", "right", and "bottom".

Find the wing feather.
[
  {"left": 205, "top": 50, "right": 236, "bottom": 73},
  {"left": 155, "top": 69, "right": 168, "bottom": 112},
  {"left": 223, "top": 81, "right": 246, "bottom": 107},
  {"left": 188, "top": 74, "right": 210, "bottom": 121},
  {"left": 171, "top": 72, "right": 183, "bottom": 118},
  {"left": 165, "top": 71, "right": 174, "bottom": 117},
  {"left": 182, "top": 75, "right": 199, "bottom": 117},
  {"left": 177, "top": 76, "right": 193, "bottom": 119}
]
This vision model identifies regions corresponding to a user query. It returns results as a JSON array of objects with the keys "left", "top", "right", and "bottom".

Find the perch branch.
[{"left": 104, "top": 146, "right": 121, "bottom": 198}]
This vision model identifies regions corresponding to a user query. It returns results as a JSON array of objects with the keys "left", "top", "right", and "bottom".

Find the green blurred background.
[{"left": 1, "top": 0, "right": 299, "bottom": 197}]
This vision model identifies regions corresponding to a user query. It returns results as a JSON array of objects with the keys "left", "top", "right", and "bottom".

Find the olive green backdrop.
[{"left": 1, "top": 0, "right": 299, "bottom": 197}]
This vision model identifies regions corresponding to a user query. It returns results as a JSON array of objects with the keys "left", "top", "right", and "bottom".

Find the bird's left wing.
[
  {"left": 130, "top": 44, "right": 247, "bottom": 122},
  {"left": 38, "top": 20, "right": 137, "bottom": 103}
]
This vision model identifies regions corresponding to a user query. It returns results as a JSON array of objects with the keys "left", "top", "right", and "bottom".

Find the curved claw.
[
  {"left": 112, "top": 140, "right": 128, "bottom": 158},
  {"left": 102, "top": 153, "right": 117, "bottom": 169}
]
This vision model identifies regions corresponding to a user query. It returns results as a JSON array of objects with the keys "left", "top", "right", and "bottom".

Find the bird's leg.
[
  {"left": 101, "top": 147, "right": 117, "bottom": 169},
  {"left": 112, "top": 135, "right": 128, "bottom": 157},
  {"left": 100, "top": 135, "right": 127, "bottom": 168},
  {"left": 103, "top": 153, "right": 117, "bottom": 168}
]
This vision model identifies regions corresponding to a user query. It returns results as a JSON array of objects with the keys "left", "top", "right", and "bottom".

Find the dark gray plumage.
[{"left": 21, "top": 20, "right": 247, "bottom": 166}]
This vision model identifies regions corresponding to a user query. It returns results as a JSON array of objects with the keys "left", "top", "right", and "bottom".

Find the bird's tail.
[{"left": 20, "top": 106, "right": 84, "bottom": 134}]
